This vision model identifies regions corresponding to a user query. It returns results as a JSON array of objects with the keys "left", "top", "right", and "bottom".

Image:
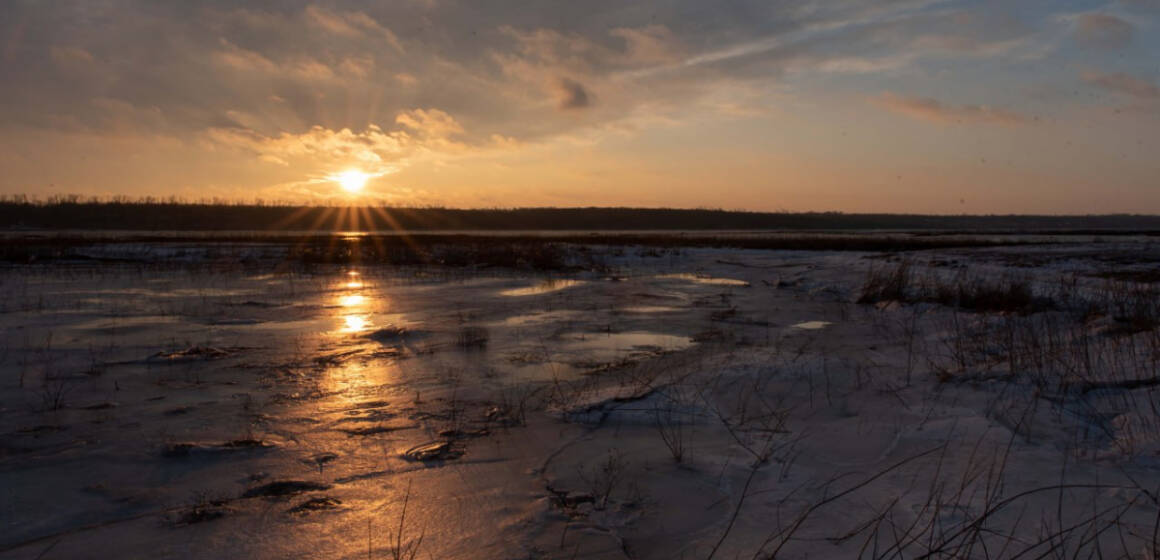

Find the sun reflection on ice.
[
  {"left": 342, "top": 270, "right": 365, "bottom": 290},
  {"left": 336, "top": 270, "right": 374, "bottom": 333},
  {"left": 339, "top": 294, "right": 365, "bottom": 307},
  {"left": 342, "top": 314, "right": 371, "bottom": 333}
]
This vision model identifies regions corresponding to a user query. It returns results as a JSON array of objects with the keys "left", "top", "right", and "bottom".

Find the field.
[{"left": 3, "top": 232, "right": 1160, "bottom": 559}]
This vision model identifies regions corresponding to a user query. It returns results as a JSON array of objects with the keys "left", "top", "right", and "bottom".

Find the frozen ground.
[{"left": 3, "top": 236, "right": 1160, "bottom": 559}]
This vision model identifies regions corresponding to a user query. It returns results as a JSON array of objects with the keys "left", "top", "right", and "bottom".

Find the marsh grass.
[
  {"left": 366, "top": 481, "right": 424, "bottom": 560},
  {"left": 455, "top": 325, "right": 490, "bottom": 350},
  {"left": 37, "top": 376, "right": 74, "bottom": 412},
  {"left": 860, "top": 261, "right": 1049, "bottom": 314},
  {"left": 858, "top": 261, "right": 913, "bottom": 304},
  {"left": 653, "top": 398, "right": 689, "bottom": 464},
  {"left": 580, "top": 449, "right": 629, "bottom": 510},
  {"left": 833, "top": 260, "right": 1160, "bottom": 556},
  {"left": 492, "top": 382, "right": 539, "bottom": 427},
  {"left": 0, "top": 231, "right": 1046, "bottom": 276}
]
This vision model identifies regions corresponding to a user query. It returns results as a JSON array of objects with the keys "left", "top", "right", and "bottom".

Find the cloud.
[
  {"left": 213, "top": 39, "right": 343, "bottom": 82},
  {"left": 208, "top": 108, "right": 468, "bottom": 170},
  {"left": 1073, "top": 13, "right": 1133, "bottom": 48},
  {"left": 1, "top": 0, "right": 1140, "bottom": 204},
  {"left": 609, "top": 25, "right": 684, "bottom": 65},
  {"left": 206, "top": 124, "right": 404, "bottom": 168},
  {"left": 303, "top": 5, "right": 403, "bottom": 52},
  {"left": 554, "top": 78, "right": 591, "bottom": 110},
  {"left": 1081, "top": 70, "right": 1160, "bottom": 100},
  {"left": 88, "top": 98, "right": 167, "bottom": 132},
  {"left": 48, "top": 46, "right": 93, "bottom": 66},
  {"left": 213, "top": 40, "right": 278, "bottom": 73},
  {"left": 1, "top": 2, "right": 1055, "bottom": 147},
  {"left": 338, "top": 56, "right": 375, "bottom": 78},
  {"left": 874, "top": 93, "right": 1031, "bottom": 126},
  {"left": 395, "top": 108, "right": 465, "bottom": 139},
  {"left": 663, "top": 6, "right": 1038, "bottom": 78}
]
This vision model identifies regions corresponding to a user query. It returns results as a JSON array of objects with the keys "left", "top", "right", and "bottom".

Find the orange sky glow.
[{"left": 1, "top": 1, "right": 1158, "bottom": 213}]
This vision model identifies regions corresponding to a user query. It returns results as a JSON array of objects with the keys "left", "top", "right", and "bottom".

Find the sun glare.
[
  {"left": 339, "top": 294, "right": 365, "bottom": 307},
  {"left": 342, "top": 314, "right": 370, "bottom": 332},
  {"left": 332, "top": 169, "right": 371, "bottom": 193}
]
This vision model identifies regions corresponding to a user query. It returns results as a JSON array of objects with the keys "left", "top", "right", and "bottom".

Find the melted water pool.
[
  {"left": 791, "top": 320, "right": 831, "bottom": 330},
  {"left": 499, "top": 278, "right": 586, "bottom": 296},
  {"left": 658, "top": 273, "right": 750, "bottom": 287}
]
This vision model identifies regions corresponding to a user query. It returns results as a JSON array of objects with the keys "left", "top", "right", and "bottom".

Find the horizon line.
[{"left": 2, "top": 195, "right": 1160, "bottom": 218}]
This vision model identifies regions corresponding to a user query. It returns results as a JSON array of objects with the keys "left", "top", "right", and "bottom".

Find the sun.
[{"left": 331, "top": 169, "right": 371, "bottom": 193}]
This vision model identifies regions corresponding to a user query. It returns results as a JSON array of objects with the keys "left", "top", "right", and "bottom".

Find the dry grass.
[{"left": 859, "top": 262, "right": 1049, "bottom": 314}]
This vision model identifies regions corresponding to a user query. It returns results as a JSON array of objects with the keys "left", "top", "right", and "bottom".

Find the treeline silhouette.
[{"left": 2, "top": 197, "right": 1160, "bottom": 232}]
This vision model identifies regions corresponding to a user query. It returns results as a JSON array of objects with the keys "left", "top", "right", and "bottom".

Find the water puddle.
[
  {"left": 791, "top": 321, "right": 831, "bottom": 330},
  {"left": 168, "top": 288, "right": 257, "bottom": 297},
  {"left": 500, "top": 309, "right": 585, "bottom": 327},
  {"left": 500, "top": 279, "right": 585, "bottom": 297},
  {"left": 658, "top": 273, "right": 750, "bottom": 287},
  {"left": 561, "top": 331, "right": 694, "bottom": 355},
  {"left": 620, "top": 306, "right": 682, "bottom": 314},
  {"left": 503, "top": 331, "right": 694, "bottom": 381}
]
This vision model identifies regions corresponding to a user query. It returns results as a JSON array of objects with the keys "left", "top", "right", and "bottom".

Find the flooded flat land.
[{"left": 4, "top": 233, "right": 1160, "bottom": 558}]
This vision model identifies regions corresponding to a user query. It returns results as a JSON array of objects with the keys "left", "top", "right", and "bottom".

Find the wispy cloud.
[
  {"left": 1082, "top": 70, "right": 1159, "bottom": 99},
  {"left": 303, "top": 5, "right": 403, "bottom": 52},
  {"left": 874, "top": 93, "right": 1032, "bottom": 126},
  {"left": 1073, "top": 13, "right": 1134, "bottom": 48}
]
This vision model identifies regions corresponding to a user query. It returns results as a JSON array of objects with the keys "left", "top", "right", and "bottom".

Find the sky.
[{"left": 1, "top": 0, "right": 1158, "bottom": 213}]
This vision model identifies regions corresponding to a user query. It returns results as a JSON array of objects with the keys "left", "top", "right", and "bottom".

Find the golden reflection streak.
[
  {"left": 336, "top": 268, "right": 374, "bottom": 333},
  {"left": 341, "top": 314, "right": 370, "bottom": 333},
  {"left": 339, "top": 294, "right": 365, "bottom": 307}
]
